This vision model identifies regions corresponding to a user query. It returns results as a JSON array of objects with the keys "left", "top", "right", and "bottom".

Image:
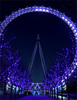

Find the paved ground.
[
  {"left": 0, "top": 94, "right": 77, "bottom": 100},
  {"left": 19, "top": 95, "right": 58, "bottom": 100},
  {"left": 19, "top": 95, "right": 77, "bottom": 100}
]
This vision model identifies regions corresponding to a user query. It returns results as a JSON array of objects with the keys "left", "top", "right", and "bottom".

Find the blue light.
[
  {"left": 37, "top": 91, "right": 41, "bottom": 95},
  {"left": 13, "top": 85, "right": 15, "bottom": 88},
  {"left": 16, "top": 87, "right": 19, "bottom": 91},
  {"left": 32, "top": 90, "right": 41, "bottom": 95},
  {"left": 32, "top": 91, "right": 36, "bottom": 95}
]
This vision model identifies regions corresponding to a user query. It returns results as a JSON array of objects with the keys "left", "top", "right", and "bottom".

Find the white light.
[
  {"left": 58, "top": 96, "right": 66, "bottom": 99},
  {"left": 63, "top": 82, "right": 65, "bottom": 85},
  {"left": 61, "top": 79, "right": 64, "bottom": 82},
  {"left": 65, "top": 19, "right": 67, "bottom": 21},
  {"left": 75, "top": 33, "right": 77, "bottom": 36},
  {"left": 39, "top": 9, "right": 42, "bottom": 11},
  {"left": 76, "top": 62, "right": 77, "bottom": 65},
  {"left": 71, "top": 70, "right": 74, "bottom": 73},
  {"left": 62, "top": 16, "right": 64, "bottom": 19},
  {"left": 6, "top": 84, "right": 9, "bottom": 88},
  {"left": 68, "top": 21, "right": 70, "bottom": 24},
  {"left": 63, "top": 85, "right": 67, "bottom": 91},
  {"left": 8, "top": 81, "right": 10, "bottom": 84},
  {"left": 8, "top": 77, "right": 10, "bottom": 80},
  {"left": 43, "top": 9, "right": 45, "bottom": 11},
  {"left": 68, "top": 74, "right": 71, "bottom": 76},
  {"left": 74, "top": 29, "right": 76, "bottom": 33},
  {"left": 71, "top": 27, "right": 75, "bottom": 30},
  {"left": 58, "top": 85, "right": 61, "bottom": 88},
  {"left": 16, "top": 87, "right": 19, "bottom": 91},
  {"left": 74, "top": 66, "right": 76, "bottom": 69},
  {"left": 36, "top": 9, "right": 38, "bottom": 11},
  {"left": 65, "top": 77, "right": 67, "bottom": 79},
  {"left": 70, "top": 24, "right": 72, "bottom": 27},
  {"left": 46, "top": 10, "right": 49, "bottom": 12}
]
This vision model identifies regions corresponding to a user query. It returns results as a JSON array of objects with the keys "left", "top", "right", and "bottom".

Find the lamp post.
[
  {"left": 52, "top": 88, "right": 53, "bottom": 98},
  {"left": 67, "top": 73, "right": 70, "bottom": 100},
  {"left": 57, "top": 86, "right": 58, "bottom": 99},
  {"left": 2, "top": 82, "right": 6, "bottom": 100},
  {"left": 61, "top": 85, "right": 63, "bottom": 100},
  {"left": 54, "top": 87, "right": 55, "bottom": 98},
  {"left": 10, "top": 84, "right": 13, "bottom": 100},
  {"left": 44, "top": 87, "right": 46, "bottom": 95}
]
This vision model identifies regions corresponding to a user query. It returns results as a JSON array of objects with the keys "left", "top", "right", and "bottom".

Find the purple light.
[
  {"left": 65, "top": 77, "right": 67, "bottom": 79},
  {"left": 74, "top": 66, "right": 76, "bottom": 69},
  {"left": 75, "top": 37, "right": 77, "bottom": 40},
  {"left": 71, "top": 70, "right": 74, "bottom": 73},
  {"left": 68, "top": 73, "right": 71, "bottom": 76},
  {"left": 0, "top": 33, "right": 1, "bottom": 37},
  {"left": 1, "top": 45, "right": 2, "bottom": 48}
]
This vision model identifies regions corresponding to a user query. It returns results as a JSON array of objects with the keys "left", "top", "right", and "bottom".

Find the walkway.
[{"left": 19, "top": 95, "right": 58, "bottom": 100}]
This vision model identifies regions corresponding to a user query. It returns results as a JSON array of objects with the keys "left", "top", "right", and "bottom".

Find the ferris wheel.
[{"left": 0, "top": 6, "right": 77, "bottom": 85}]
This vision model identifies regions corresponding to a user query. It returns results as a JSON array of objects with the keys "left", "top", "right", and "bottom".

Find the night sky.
[{"left": 0, "top": 0, "right": 76, "bottom": 83}]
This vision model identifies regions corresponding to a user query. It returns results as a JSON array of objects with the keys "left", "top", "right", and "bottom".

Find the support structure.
[{"left": 28, "top": 34, "right": 47, "bottom": 76}]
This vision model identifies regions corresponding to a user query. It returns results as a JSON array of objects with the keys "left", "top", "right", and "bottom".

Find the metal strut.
[
  {"left": 39, "top": 43, "right": 47, "bottom": 76},
  {"left": 28, "top": 44, "right": 37, "bottom": 73},
  {"left": 28, "top": 34, "right": 47, "bottom": 76}
]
